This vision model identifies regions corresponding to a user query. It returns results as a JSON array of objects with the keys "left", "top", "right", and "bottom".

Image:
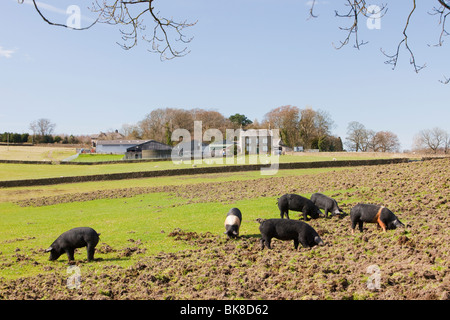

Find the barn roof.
[
  {"left": 126, "top": 140, "right": 172, "bottom": 152},
  {"left": 96, "top": 140, "right": 149, "bottom": 146}
]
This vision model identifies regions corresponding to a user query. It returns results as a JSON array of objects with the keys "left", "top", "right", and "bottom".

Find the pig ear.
[{"left": 45, "top": 247, "right": 53, "bottom": 252}]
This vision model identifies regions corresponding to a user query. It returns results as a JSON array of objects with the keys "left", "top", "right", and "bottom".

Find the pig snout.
[
  {"left": 394, "top": 219, "right": 405, "bottom": 228},
  {"left": 314, "top": 236, "right": 325, "bottom": 246}
]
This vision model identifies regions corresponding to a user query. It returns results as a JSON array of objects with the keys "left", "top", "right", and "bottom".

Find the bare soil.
[{"left": 1, "top": 159, "right": 449, "bottom": 300}]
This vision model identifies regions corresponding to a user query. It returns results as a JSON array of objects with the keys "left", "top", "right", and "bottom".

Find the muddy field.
[{"left": 1, "top": 159, "right": 449, "bottom": 300}]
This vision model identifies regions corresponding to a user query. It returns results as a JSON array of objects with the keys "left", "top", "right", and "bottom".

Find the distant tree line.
[
  {"left": 120, "top": 106, "right": 343, "bottom": 151},
  {"left": 345, "top": 121, "right": 401, "bottom": 153},
  {"left": 0, "top": 132, "right": 30, "bottom": 143},
  {"left": 0, "top": 131, "right": 83, "bottom": 145},
  {"left": 12, "top": 115, "right": 446, "bottom": 154}
]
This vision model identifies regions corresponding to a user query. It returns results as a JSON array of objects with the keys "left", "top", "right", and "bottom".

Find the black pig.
[
  {"left": 350, "top": 204, "right": 405, "bottom": 233},
  {"left": 257, "top": 218, "right": 325, "bottom": 250},
  {"left": 45, "top": 227, "right": 100, "bottom": 262},
  {"left": 310, "top": 192, "right": 345, "bottom": 218},
  {"left": 224, "top": 207, "right": 242, "bottom": 238},
  {"left": 277, "top": 193, "right": 322, "bottom": 220}
]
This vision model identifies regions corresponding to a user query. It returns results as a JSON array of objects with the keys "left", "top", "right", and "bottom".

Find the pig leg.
[
  {"left": 377, "top": 218, "right": 387, "bottom": 232},
  {"left": 324, "top": 208, "right": 330, "bottom": 219},
  {"left": 374, "top": 207, "right": 386, "bottom": 232},
  {"left": 261, "top": 236, "right": 272, "bottom": 249},
  {"left": 299, "top": 238, "right": 310, "bottom": 249},
  {"left": 260, "top": 237, "right": 272, "bottom": 250},
  {"left": 66, "top": 248, "right": 75, "bottom": 261},
  {"left": 358, "top": 221, "right": 364, "bottom": 233},
  {"left": 280, "top": 210, "right": 290, "bottom": 219},
  {"left": 87, "top": 244, "right": 96, "bottom": 262},
  {"left": 260, "top": 238, "right": 265, "bottom": 250},
  {"left": 351, "top": 218, "right": 358, "bottom": 234},
  {"left": 293, "top": 239, "right": 299, "bottom": 250},
  {"left": 302, "top": 210, "right": 309, "bottom": 221}
]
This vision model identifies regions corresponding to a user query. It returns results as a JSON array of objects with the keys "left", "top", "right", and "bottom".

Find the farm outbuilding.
[
  {"left": 125, "top": 140, "right": 172, "bottom": 160},
  {"left": 95, "top": 140, "right": 149, "bottom": 154}
]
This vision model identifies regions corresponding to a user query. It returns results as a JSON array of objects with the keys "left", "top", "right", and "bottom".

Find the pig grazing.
[
  {"left": 224, "top": 208, "right": 242, "bottom": 238},
  {"left": 257, "top": 218, "right": 325, "bottom": 250},
  {"left": 45, "top": 227, "right": 100, "bottom": 262},
  {"left": 310, "top": 192, "right": 345, "bottom": 218},
  {"left": 277, "top": 193, "right": 322, "bottom": 220},
  {"left": 350, "top": 204, "right": 405, "bottom": 233}
]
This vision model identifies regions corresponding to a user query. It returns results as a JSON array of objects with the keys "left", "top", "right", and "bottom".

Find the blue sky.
[{"left": 0, "top": 0, "right": 449, "bottom": 150}]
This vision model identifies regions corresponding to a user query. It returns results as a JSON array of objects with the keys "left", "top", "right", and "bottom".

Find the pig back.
[{"left": 226, "top": 208, "right": 242, "bottom": 222}]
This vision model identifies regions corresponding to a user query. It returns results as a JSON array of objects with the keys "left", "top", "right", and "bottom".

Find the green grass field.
[
  {"left": 0, "top": 175, "right": 314, "bottom": 279},
  {"left": 72, "top": 154, "right": 124, "bottom": 162},
  {"left": 0, "top": 152, "right": 398, "bottom": 181}
]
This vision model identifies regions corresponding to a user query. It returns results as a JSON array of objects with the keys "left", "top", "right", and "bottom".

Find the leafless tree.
[
  {"left": 137, "top": 107, "right": 231, "bottom": 143},
  {"left": 414, "top": 127, "right": 449, "bottom": 153},
  {"left": 345, "top": 121, "right": 367, "bottom": 151},
  {"left": 262, "top": 105, "right": 301, "bottom": 148},
  {"left": 24, "top": 0, "right": 196, "bottom": 60},
  {"left": 120, "top": 123, "right": 142, "bottom": 139},
  {"left": 371, "top": 131, "right": 401, "bottom": 152},
  {"left": 298, "top": 108, "right": 317, "bottom": 149},
  {"left": 29, "top": 118, "right": 56, "bottom": 137}
]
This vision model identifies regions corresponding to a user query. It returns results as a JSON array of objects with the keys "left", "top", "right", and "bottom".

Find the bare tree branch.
[
  {"left": 325, "top": 1, "right": 387, "bottom": 50},
  {"left": 307, "top": 0, "right": 319, "bottom": 20},
  {"left": 438, "top": 0, "right": 450, "bottom": 11},
  {"left": 428, "top": 4, "right": 449, "bottom": 47},
  {"left": 381, "top": 0, "right": 426, "bottom": 73},
  {"left": 24, "top": 0, "right": 196, "bottom": 61},
  {"left": 30, "top": 0, "right": 99, "bottom": 30},
  {"left": 439, "top": 75, "right": 450, "bottom": 84}
]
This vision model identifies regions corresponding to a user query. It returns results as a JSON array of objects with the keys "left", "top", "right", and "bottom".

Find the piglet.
[{"left": 45, "top": 227, "right": 100, "bottom": 262}]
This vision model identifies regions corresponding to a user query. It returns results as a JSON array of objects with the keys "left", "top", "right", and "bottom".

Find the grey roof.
[
  {"left": 96, "top": 140, "right": 149, "bottom": 146},
  {"left": 127, "top": 140, "right": 172, "bottom": 152}
]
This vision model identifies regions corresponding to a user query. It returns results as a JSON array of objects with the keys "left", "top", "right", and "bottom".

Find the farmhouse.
[
  {"left": 238, "top": 129, "right": 285, "bottom": 155},
  {"left": 125, "top": 140, "right": 172, "bottom": 159},
  {"left": 90, "top": 130, "right": 125, "bottom": 147}
]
